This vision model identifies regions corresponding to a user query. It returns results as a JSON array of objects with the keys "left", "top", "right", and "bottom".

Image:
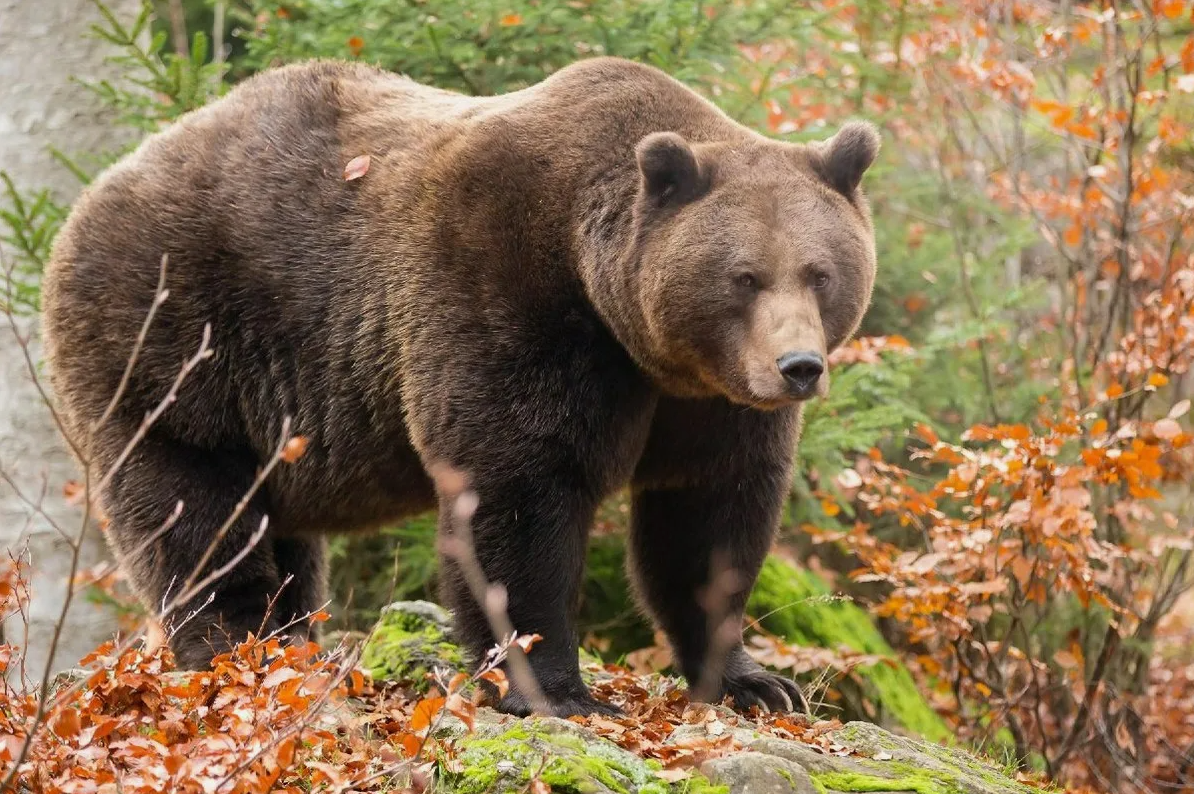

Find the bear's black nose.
[{"left": 776, "top": 351, "right": 824, "bottom": 396}]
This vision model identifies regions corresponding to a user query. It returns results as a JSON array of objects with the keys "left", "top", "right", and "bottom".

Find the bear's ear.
[
  {"left": 810, "top": 121, "right": 881, "bottom": 196},
  {"left": 636, "top": 132, "right": 705, "bottom": 205}
]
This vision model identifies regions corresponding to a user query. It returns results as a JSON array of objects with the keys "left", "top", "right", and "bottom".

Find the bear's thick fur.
[{"left": 42, "top": 57, "right": 879, "bottom": 717}]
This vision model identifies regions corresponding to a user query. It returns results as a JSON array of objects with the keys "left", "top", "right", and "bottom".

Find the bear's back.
[{"left": 41, "top": 61, "right": 476, "bottom": 462}]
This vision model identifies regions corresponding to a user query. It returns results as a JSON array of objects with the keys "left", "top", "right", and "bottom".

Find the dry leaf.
[
  {"left": 343, "top": 154, "right": 371, "bottom": 181},
  {"left": 281, "top": 435, "right": 309, "bottom": 463}
]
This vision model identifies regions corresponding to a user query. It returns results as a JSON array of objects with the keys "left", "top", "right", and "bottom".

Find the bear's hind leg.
[
  {"left": 99, "top": 432, "right": 290, "bottom": 669},
  {"left": 630, "top": 398, "right": 809, "bottom": 714}
]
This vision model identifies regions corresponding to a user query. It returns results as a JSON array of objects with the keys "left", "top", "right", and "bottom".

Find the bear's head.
[{"left": 626, "top": 122, "right": 880, "bottom": 409}]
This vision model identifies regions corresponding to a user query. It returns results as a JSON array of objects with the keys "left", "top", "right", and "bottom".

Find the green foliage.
[
  {"left": 325, "top": 513, "right": 439, "bottom": 631},
  {"left": 799, "top": 351, "right": 927, "bottom": 480},
  {"left": 230, "top": 0, "right": 810, "bottom": 98},
  {"left": 579, "top": 533, "right": 656, "bottom": 660},
  {"left": 83, "top": 0, "right": 226, "bottom": 132},
  {"left": 0, "top": 174, "right": 65, "bottom": 315}
]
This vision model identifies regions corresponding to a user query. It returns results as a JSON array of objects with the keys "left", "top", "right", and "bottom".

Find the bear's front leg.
[
  {"left": 630, "top": 397, "right": 810, "bottom": 714},
  {"left": 407, "top": 315, "right": 655, "bottom": 718},
  {"left": 436, "top": 476, "right": 619, "bottom": 717}
]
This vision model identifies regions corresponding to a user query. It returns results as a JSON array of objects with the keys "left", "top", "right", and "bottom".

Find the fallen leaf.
[
  {"left": 343, "top": 154, "right": 371, "bottom": 181},
  {"left": 281, "top": 435, "right": 309, "bottom": 463},
  {"left": 411, "top": 696, "right": 446, "bottom": 731}
]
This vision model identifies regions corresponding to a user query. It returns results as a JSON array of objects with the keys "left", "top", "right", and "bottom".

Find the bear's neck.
[{"left": 570, "top": 160, "right": 698, "bottom": 394}]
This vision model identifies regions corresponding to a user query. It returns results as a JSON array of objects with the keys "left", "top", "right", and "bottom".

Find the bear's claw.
[{"left": 723, "top": 668, "right": 809, "bottom": 714}]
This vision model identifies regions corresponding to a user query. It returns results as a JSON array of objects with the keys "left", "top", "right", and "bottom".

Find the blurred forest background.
[{"left": 3, "top": 1, "right": 1194, "bottom": 792}]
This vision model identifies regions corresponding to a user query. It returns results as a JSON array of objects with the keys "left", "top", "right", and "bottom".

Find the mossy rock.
[
  {"left": 360, "top": 600, "right": 464, "bottom": 688},
  {"left": 439, "top": 715, "right": 1041, "bottom": 794},
  {"left": 364, "top": 603, "right": 1053, "bottom": 794},
  {"left": 750, "top": 722, "right": 1039, "bottom": 794},
  {"left": 441, "top": 713, "right": 728, "bottom": 794}
]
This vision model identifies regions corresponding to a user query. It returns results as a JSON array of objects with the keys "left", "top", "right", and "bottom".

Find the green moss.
[
  {"left": 360, "top": 604, "right": 464, "bottom": 688},
  {"left": 442, "top": 721, "right": 727, "bottom": 794},
  {"left": 748, "top": 557, "right": 951, "bottom": 743},
  {"left": 812, "top": 771, "right": 953, "bottom": 794}
]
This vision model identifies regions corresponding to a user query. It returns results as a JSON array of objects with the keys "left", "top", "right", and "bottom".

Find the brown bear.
[{"left": 42, "top": 57, "right": 878, "bottom": 717}]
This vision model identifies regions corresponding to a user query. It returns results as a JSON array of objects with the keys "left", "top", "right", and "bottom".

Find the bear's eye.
[
  {"left": 812, "top": 271, "right": 832, "bottom": 291},
  {"left": 734, "top": 272, "right": 760, "bottom": 291}
]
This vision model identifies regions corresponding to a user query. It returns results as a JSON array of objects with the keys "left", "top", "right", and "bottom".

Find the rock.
[
  {"left": 380, "top": 599, "right": 452, "bottom": 629},
  {"left": 702, "top": 752, "right": 819, "bottom": 793},
  {"left": 750, "top": 724, "right": 1037, "bottom": 794},
  {"left": 443, "top": 711, "right": 686, "bottom": 794},
  {"left": 363, "top": 602, "right": 1046, "bottom": 794},
  {"left": 361, "top": 599, "right": 464, "bottom": 688}
]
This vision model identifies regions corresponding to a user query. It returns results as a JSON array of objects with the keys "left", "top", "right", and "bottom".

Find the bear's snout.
[{"left": 776, "top": 351, "right": 824, "bottom": 399}]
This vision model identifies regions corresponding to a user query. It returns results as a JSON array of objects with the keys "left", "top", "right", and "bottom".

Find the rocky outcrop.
[{"left": 365, "top": 601, "right": 1043, "bottom": 794}]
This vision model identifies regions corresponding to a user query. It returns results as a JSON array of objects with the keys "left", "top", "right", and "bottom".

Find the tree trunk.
[{"left": 0, "top": 0, "right": 144, "bottom": 683}]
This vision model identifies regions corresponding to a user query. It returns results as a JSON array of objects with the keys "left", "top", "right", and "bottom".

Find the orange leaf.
[
  {"left": 1065, "top": 121, "right": 1099, "bottom": 140},
  {"left": 500, "top": 13, "right": 523, "bottom": 26},
  {"left": 347, "top": 35, "right": 365, "bottom": 56},
  {"left": 396, "top": 732, "right": 422, "bottom": 758},
  {"left": 514, "top": 633, "right": 543, "bottom": 654},
  {"left": 1049, "top": 107, "right": 1074, "bottom": 128},
  {"left": 903, "top": 293, "right": 928, "bottom": 313},
  {"left": 411, "top": 696, "right": 446, "bottom": 731},
  {"left": 51, "top": 707, "right": 80, "bottom": 738},
  {"left": 1031, "top": 98, "right": 1064, "bottom": 114},
  {"left": 343, "top": 154, "right": 371, "bottom": 181},
  {"left": 164, "top": 752, "right": 186, "bottom": 775},
  {"left": 1063, "top": 224, "right": 1082, "bottom": 247},
  {"left": 1106, "top": 382, "right": 1125, "bottom": 399},
  {"left": 480, "top": 668, "right": 509, "bottom": 699},
  {"left": 914, "top": 422, "right": 939, "bottom": 446},
  {"left": 1148, "top": 372, "right": 1169, "bottom": 388},
  {"left": 1156, "top": 0, "right": 1185, "bottom": 19},
  {"left": 281, "top": 435, "right": 309, "bottom": 463}
]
